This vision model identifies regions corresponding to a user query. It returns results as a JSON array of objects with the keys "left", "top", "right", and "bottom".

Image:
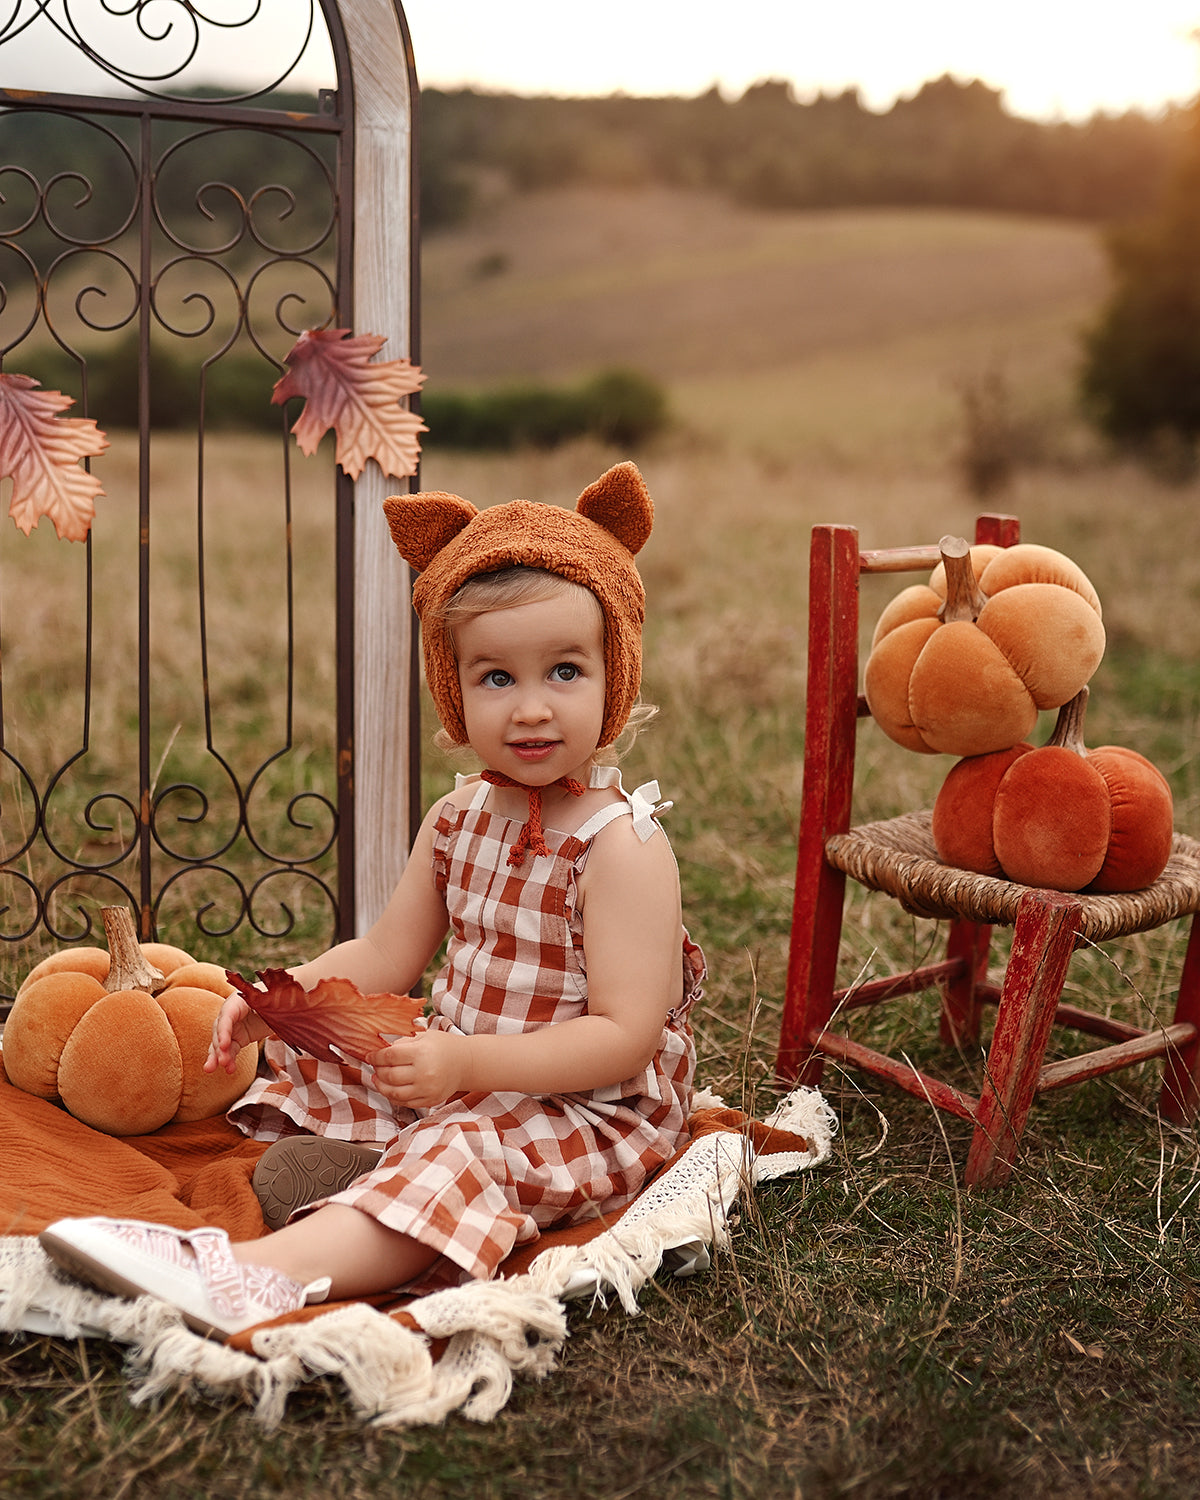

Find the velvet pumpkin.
[
  {"left": 865, "top": 537, "right": 1106, "bottom": 757},
  {"left": 932, "top": 689, "right": 1174, "bottom": 893},
  {"left": 2, "top": 908, "right": 256, "bottom": 1135}
]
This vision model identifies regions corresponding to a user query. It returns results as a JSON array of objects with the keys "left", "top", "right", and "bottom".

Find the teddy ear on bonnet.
[
  {"left": 576, "top": 461, "right": 653, "bottom": 557},
  {"left": 382, "top": 491, "right": 478, "bottom": 572}
]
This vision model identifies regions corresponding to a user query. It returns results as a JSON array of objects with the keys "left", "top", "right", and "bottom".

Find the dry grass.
[{"left": 4, "top": 197, "right": 1200, "bottom": 1496}]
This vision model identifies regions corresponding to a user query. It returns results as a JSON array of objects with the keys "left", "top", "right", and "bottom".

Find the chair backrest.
[{"left": 780, "top": 512, "right": 1019, "bottom": 1074}]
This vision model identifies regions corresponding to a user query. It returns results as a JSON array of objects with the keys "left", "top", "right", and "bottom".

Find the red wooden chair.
[{"left": 777, "top": 514, "right": 1200, "bottom": 1188}]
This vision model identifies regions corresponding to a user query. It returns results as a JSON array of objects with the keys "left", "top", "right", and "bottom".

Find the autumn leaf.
[
  {"left": 271, "top": 327, "right": 426, "bottom": 481},
  {"left": 224, "top": 967, "right": 422, "bottom": 1063},
  {"left": 0, "top": 373, "right": 109, "bottom": 542}
]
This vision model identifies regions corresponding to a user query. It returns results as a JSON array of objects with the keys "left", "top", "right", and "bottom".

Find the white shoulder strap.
[
  {"left": 453, "top": 772, "right": 491, "bottom": 811},
  {"left": 575, "top": 779, "right": 671, "bottom": 845},
  {"left": 574, "top": 802, "right": 633, "bottom": 843}
]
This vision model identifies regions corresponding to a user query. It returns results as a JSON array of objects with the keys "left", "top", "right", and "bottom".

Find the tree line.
[{"left": 420, "top": 76, "right": 1185, "bottom": 230}]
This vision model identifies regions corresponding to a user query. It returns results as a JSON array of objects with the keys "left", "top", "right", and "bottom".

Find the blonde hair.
[
  {"left": 429, "top": 566, "right": 657, "bottom": 764},
  {"left": 435, "top": 566, "right": 592, "bottom": 636}
]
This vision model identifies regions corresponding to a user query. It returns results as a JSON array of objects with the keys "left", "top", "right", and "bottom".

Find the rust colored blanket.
[
  {"left": 0, "top": 1067, "right": 271, "bottom": 1241},
  {"left": 0, "top": 1059, "right": 836, "bottom": 1427}
]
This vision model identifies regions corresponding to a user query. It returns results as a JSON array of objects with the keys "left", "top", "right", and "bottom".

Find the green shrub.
[
  {"left": 11, "top": 333, "right": 285, "bottom": 432},
  {"left": 422, "top": 368, "right": 670, "bottom": 451},
  {"left": 201, "top": 351, "right": 287, "bottom": 431},
  {"left": 11, "top": 344, "right": 669, "bottom": 452},
  {"left": 581, "top": 368, "right": 669, "bottom": 446},
  {"left": 427, "top": 382, "right": 587, "bottom": 449}
]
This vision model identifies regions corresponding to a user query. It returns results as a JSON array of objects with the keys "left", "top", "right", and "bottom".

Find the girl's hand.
[
  {"left": 369, "top": 1030, "right": 468, "bottom": 1110},
  {"left": 204, "top": 992, "right": 270, "bottom": 1075}
]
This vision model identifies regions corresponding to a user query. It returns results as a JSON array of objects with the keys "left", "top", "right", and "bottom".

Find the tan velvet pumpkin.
[
  {"left": 932, "top": 689, "right": 1174, "bottom": 893},
  {"left": 2, "top": 909, "right": 256, "bottom": 1135},
  {"left": 865, "top": 537, "right": 1106, "bottom": 757}
]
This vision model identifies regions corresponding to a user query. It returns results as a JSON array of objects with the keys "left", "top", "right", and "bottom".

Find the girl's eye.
[
  {"left": 482, "top": 670, "right": 512, "bottom": 688},
  {"left": 551, "top": 663, "right": 580, "bottom": 682}
]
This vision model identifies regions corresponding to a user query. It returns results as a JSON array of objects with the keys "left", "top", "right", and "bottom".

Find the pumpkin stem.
[
  {"left": 1046, "top": 687, "right": 1091, "bottom": 757},
  {"left": 937, "top": 535, "right": 989, "bottom": 623},
  {"left": 101, "top": 905, "right": 166, "bottom": 995}
]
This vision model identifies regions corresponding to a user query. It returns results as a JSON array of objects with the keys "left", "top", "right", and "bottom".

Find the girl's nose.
[{"left": 512, "top": 690, "right": 552, "bottom": 725}]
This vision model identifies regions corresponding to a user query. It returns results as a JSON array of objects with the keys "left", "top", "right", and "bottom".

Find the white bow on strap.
[{"left": 628, "top": 780, "right": 673, "bottom": 843}]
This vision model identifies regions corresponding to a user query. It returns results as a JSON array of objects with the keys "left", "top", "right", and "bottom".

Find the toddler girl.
[{"left": 40, "top": 461, "right": 704, "bottom": 1340}]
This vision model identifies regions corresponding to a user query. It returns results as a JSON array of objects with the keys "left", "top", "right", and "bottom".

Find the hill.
[{"left": 419, "top": 187, "right": 1108, "bottom": 464}]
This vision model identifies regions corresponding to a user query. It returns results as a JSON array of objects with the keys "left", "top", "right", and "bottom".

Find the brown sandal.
[{"left": 251, "top": 1137, "right": 383, "bottom": 1231}]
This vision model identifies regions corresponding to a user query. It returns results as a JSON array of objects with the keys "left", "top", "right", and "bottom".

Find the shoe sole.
[
  {"left": 252, "top": 1138, "right": 383, "bottom": 1232},
  {"left": 39, "top": 1227, "right": 229, "bottom": 1342}
]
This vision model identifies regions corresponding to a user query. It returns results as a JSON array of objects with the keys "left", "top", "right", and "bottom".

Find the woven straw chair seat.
[{"left": 827, "top": 813, "right": 1200, "bottom": 941}]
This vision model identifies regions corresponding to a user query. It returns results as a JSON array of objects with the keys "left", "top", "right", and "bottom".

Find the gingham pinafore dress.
[{"left": 228, "top": 767, "right": 703, "bottom": 1290}]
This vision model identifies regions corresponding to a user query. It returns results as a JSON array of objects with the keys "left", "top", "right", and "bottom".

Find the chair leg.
[
  {"left": 940, "top": 919, "right": 992, "bottom": 1048},
  {"left": 1159, "top": 913, "right": 1200, "bottom": 1123},
  {"left": 965, "top": 891, "right": 1081, "bottom": 1190},
  {"left": 778, "top": 860, "right": 848, "bottom": 1086},
  {"left": 778, "top": 523, "right": 861, "bottom": 1087}
]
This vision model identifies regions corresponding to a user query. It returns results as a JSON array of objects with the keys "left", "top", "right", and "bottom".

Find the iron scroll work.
[{"left": 0, "top": 2, "right": 419, "bottom": 991}]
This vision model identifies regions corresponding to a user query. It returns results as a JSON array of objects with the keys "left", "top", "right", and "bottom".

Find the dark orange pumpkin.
[{"left": 932, "top": 689, "right": 1174, "bottom": 893}]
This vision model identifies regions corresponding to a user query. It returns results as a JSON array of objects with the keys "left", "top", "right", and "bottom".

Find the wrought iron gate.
[{"left": 0, "top": 2, "right": 420, "bottom": 997}]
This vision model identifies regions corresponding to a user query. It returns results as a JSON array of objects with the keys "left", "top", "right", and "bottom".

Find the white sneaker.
[{"left": 38, "top": 1217, "right": 331, "bottom": 1341}]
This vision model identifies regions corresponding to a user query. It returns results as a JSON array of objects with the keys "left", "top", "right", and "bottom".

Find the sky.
[
  {"left": 400, "top": 0, "right": 1200, "bottom": 122},
  {"left": 2, "top": 0, "right": 1200, "bottom": 122}
]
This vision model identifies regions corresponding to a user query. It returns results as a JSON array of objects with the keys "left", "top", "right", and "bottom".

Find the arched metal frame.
[{"left": 0, "top": 1, "right": 420, "bottom": 987}]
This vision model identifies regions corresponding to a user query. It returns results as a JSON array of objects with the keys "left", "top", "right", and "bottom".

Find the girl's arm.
[
  {"left": 371, "top": 817, "right": 683, "bottom": 1105},
  {"left": 287, "top": 797, "right": 450, "bottom": 995},
  {"left": 206, "top": 799, "right": 450, "bottom": 1073}
]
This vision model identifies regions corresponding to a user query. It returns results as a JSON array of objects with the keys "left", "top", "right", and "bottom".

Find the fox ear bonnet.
[{"left": 383, "top": 461, "right": 652, "bottom": 748}]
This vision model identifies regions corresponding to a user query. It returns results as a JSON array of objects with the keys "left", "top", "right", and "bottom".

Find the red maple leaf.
[
  {"left": 0, "top": 373, "right": 109, "bottom": 542},
  {"left": 224, "top": 967, "right": 422, "bottom": 1063},
  {"left": 271, "top": 328, "right": 426, "bottom": 480}
]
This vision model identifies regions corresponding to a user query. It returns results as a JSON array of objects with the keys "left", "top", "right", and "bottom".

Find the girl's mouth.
[{"left": 509, "top": 740, "right": 557, "bottom": 761}]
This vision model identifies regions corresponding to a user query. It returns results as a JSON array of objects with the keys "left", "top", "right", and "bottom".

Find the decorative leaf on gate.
[
  {"left": 224, "top": 967, "right": 423, "bottom": 1064},
  {"left": 271, "top": 328, "right": 426, "bottom": 480},
  {"left": 0, "top": 373, "right": 109, "bottom": 542}
]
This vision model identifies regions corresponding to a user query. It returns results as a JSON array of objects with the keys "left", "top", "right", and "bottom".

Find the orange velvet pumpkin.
[
  {"left": 2, "top": 908, "right": 256, "bottom": 1135},
  {"left": 932, "top": 689, "right": 1174, "bottom": 893},
  {"left": 865, "top": 537, "right": 1106, "bottom": 757}
]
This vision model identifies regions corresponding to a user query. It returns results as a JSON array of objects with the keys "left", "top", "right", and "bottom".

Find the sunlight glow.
[
  {"left": 400, "top": 0, "right": 1200, "bottom": 121},
  {"left": 1, "top": 0, "right": 1198, "bottom": 121}
]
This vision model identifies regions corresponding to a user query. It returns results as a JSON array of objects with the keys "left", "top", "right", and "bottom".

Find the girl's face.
[{"left": 454, "top": 584, "right": 606, "bottom": 785}]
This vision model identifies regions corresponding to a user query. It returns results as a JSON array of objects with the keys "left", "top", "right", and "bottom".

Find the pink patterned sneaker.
[{"left": 38, "top": 1217, "right": 331, "bottom": 1341}]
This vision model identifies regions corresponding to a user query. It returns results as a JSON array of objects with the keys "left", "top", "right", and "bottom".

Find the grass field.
[{"left": 5, "top": 191, "right": 1200, "bottom": 1497}]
